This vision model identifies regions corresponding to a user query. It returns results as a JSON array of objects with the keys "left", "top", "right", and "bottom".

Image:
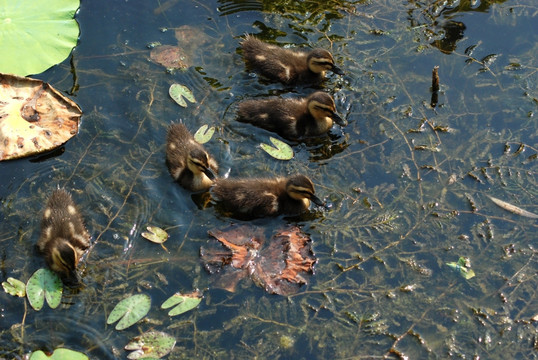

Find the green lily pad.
[
  {"left": 0, "top": 0, "right": 80, "bottom": 76},
  {"left": 2, "top": 277, "right": 26, "bottom": 297},
  {"left": 169, "top": 84, "right": 196, "bottom": 107},
  {"left": 125, "top": 331, "right": 176, "bottom": 359},
  {"left": 107, "top": 294, "right": 151, "bottom": 330},
  {"left": 260, "top": 137, "right": 294, "bottom": 160},
  {"left": 193, "top": 124, "right": 215, "bottom": 144},
  {"left": 141, "top": 226, "right": 169, "bottom": 244},
  {"left": 30, "top": 348, "right": 89, "bottom": 360},
  {"left": 26, "top": 268, "right": 63, "bottom": 311},
  {"left": 161, "top": 291, "right": 202, "bottom": 317},
  {"left": 447, "top": 256, "right": 475, "bottom": 280}
]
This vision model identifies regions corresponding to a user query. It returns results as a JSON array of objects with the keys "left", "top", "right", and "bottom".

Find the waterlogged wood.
[
  {"left": 0, "top": 73, "right": 81, "bottom": 161},
  {"left": 488, "top": 196, "right": 538, "bottom": 219}
]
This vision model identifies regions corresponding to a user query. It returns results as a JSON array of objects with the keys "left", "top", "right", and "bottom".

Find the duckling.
[
  {"left": 237, "top": 91, "right": 346, "bottom": 140},
  {"left": 37, "top": 189, "right": 90, "bottom": 285},
  {"left": 241, "top": 35, "right": 344, "bottom": 85},
  {"left": 166, "top": 123, "right": 219, "bottom": 192},
  {"left": 211, "top": 174, "right": 324, "bottom": 219}
]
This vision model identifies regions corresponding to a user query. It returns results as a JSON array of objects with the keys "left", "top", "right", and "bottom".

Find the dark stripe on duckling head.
[{"left": 188, "top": 149, "right": 210, "bottom": 173}]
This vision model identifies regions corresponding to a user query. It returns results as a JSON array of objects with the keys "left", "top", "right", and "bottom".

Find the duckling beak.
[
  {"left": 203, "top": 167, "right": 216, "bottom": 181},
  {"left": 310, "top": 194, "right": 326, "bottom": 208},
  {"left": 331, "top": 112, "right": 347, "bottom": 127},
  {"left": 331, "top": 65, "right": 344, "bottom": 75},
  {"left": 62, "top": 269, "right": 83, "bottom": 288}
]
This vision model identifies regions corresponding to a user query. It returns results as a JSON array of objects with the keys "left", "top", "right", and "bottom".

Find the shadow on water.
[{"left": 1, "top": 0, "right": 537, "bottom": 358}]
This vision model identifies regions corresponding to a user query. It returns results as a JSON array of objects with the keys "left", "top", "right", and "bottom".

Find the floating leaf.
[
  {"left": 193, "top": 124, "right": 215, "bottom": 144},
  {"left": 26, "top": 268, "right": 63, "bottom": 311},
  {"left": 0, "top": 0, "right": 80, "bottom": 76},
  {"left": 2, "top": 277, "right": 26, "bottom": 297},
  {"left": 0, "top": 73, "right": 82, "bottom": 161},
  {"left": 161, "top": 291, "right": 202, "bottom": 316},
  {"left": 169, "top": 84, "right": 196, "bottom": 107},
  {"left": 30, "top": 348, "right": 89, "bottom": 360},
  {"left": 107, "top": 294, "right": 151, "bottom": 330},
  {"left": 260, "top": 137, "right": 293, "bottom": 160},
  {"left": 125, "top": 331, "right": 176, "bottom": 359},
  {"left": 487, "top": 195, "right": 538, "bottom": 219},
  {"left": 447, "top": 257, "right": 475, "bottom": 279},
  {"left": 142, "top": 226, "right": 169, "bottom": 244}
]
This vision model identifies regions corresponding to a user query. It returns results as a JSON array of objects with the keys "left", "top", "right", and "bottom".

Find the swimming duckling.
[
  {"left": 37, "top": 189, "right": 90, "bottom": 285},
  {"left": 166, "top": 123, "right": 219, "bottom": 192},
  {"left": 211, "top": 174, "right": 325, "bottom": 219},
  {"left": 237, "top": 91, "right": 346, "bottom": 140},
  {"left": 241, "top": 35, "right": 344, "bottom": 85}
]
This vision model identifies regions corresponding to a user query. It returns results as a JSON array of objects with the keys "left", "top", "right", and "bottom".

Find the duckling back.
[
  {"left": 37, "top": 189, "right": 90, "bottom": 282},
  {"left": 241, "top": 36, "right": 342, "bottom": 85},
  {"left": 166, "top": 123, "right": 218, "bottom": 192},
  {"left": 211, "top": 175, "right": 322, "bottom": 219},
  {"left": 237, "top": 92, "right": 345, "bottom": 140}
]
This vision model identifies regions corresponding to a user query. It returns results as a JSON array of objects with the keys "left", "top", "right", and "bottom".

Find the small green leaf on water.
[
  {"left": 169, "top": 84, "right": 196, "bottom": 107},
  {"left": 107, "top": 294, "right": 151, "bottom": 330},
  {"left": 30, "top": 348, "right": 89, "bottom": 360},
  {"left": 193, "top": 124, "right": 215, "bottom": 144},
  {"left": 125, "top": 330, "right": 176, "bottom": 359},
  {"left": 2, "top": 277, "right": 26, "bottom": 297},
  {"left": 161, "top": 291, "right": 202, "bottom": 316},
  {"left": 26, "top": 268, "right": 63, "bottom": 311},
  {"left": 447, "top": 257, "right": 475, "bottom": 279},
  {"left": 142, "top": 226, "right": 169, "bottom": 244},
  {"left": 260, "top": 137, "right": 293, "bottom": 160}
]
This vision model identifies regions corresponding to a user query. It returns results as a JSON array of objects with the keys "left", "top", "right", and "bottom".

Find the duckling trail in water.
[
  {"left": 37, "top": 189, "right": 90, "bottom": 286},
  {"left": 237, "top": 91, "right": 346, "bottom": 140},
  {"left": 241, "top": 35, "right": 344, "bottom": 86},
  {"left": 166, "top": 123, "right": 218, "bottom": 192},
  {"left": 211, "top": 174, "right": 325, "bottom": 220}
]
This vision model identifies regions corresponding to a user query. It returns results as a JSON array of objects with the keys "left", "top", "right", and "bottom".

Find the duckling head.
[
  {"left": 307, "top": 92, "right": 347, "bottom": 127},
  {"left": 47, "top": 237, "right": 81, "bottom": 285},
  {"left": 307, "top": 49, "right": 344, "bottom": 76},
  {"left": 187, "top": 148, "right": 216, "bottom": 180},
  {"left": 286, "top": 175, "right": 325, "bottom": 207}
]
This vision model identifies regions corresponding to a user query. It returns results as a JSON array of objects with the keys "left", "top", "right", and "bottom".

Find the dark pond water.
[{"left": 1, "top": 0, "right": 537, "bottom": 359}]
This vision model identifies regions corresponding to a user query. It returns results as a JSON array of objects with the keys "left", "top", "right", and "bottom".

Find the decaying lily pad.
[
  {"left": 174, "top": 25, "right": 211, "bottom": 51},
  {"left": 201, "top": 225, "right": 316, "bottom": 295},
  {"left": 0, "top": 73, "right": 81, "bottom": 161},
  {"left": 150, "top": 45, "right": 189, "bottom": 69}
]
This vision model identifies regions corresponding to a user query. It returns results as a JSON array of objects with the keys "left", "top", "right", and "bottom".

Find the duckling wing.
[
  {"left": 212, "top": 178, "right": 284, "bottom": 218},
  {"left": 237, "top": 98, "right": 303, "bottom": 139},
  {"left": 242, "top": 37, "right": 307, "bottom": 84}
]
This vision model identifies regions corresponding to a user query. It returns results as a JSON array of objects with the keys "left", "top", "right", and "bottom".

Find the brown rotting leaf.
[{"left": 0, "top": 73, "right": 81, "bottom": 161}]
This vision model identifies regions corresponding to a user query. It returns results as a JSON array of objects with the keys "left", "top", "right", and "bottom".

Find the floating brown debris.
[
  {"left": 0, "top": 73, "right": 81, "bottom": 161},
  {"left": 430, "top": 65, "right": 439, "bottom": 108},
  {"left": 200, "top": 225, "right": 316, "bottom": 296},
  {"left": 150, "top": 45, "right": 189, "bottom": 69}
]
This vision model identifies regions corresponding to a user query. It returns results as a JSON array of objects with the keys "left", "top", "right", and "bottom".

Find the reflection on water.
[{"left": 1, "top": 0, "right": 537, "bottom": 358}]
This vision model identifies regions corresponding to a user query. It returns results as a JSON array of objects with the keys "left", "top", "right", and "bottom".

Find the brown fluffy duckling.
[
  {"left": 211, "top": 174, "right": 324, "bottom": 219},
  {"left": 166, "top": 123, "right": 219, "bottom": 192},
  {"left": 241, "top": 35, "right": 344, "bottom": 85},
  {"left": 37, "top": 189, "right": 90, "bottom": 285},
  {"left": 237, "top": 91, "right": 346, "bottom": 140}
]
